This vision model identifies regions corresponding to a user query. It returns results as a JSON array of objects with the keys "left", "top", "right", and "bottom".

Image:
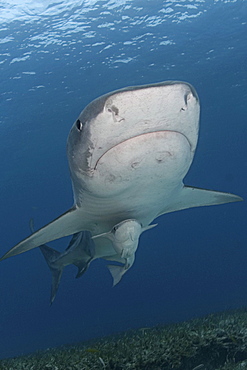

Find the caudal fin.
[
  {"left": 39, "top": 245, "right": 64, "bottom": 305},
  {"left": 29, "top": 219, "right": 64, "bottom": 305}
]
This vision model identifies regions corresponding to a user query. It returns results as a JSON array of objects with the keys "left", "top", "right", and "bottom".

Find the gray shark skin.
[
  {"left": 29, "top": 220, "right": 96, "bottom": 304},
  {"left": 1, "top": 81, "right": 243, "bottom": 291},
  {"left": 40, "top": 219, "right": 154, "bottom": 303},
  {"left": 39, "top": 232, "right": 95, "bottom": 305}
]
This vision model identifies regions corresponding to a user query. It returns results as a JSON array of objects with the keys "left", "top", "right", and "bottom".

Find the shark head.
[{"left": 67, "top": 81, "right": 200, "bottom": 204}]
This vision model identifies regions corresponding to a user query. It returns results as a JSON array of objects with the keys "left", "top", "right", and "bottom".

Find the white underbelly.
[{"left": 73, "top": 131, "right": 193, "bottom": 233}]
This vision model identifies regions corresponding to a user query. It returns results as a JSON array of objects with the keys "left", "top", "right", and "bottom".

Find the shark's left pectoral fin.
[
  {"left": 0, "top": 206, "right": 89, "bottom": 261},
  {"left": 159, "top": 185, "right": 243, "bottom": 216}
]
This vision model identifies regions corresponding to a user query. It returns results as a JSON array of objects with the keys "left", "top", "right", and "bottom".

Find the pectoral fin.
[
  {"left": 0, "top": 206, "right": 90, "bottom": 261},
  {"left": 159, "top": 185, "right": 243, "bottom": 216}
]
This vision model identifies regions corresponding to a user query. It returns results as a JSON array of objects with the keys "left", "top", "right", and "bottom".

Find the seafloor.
[{"left": 1, "top": 309, "right": 247, "bottom": 370}]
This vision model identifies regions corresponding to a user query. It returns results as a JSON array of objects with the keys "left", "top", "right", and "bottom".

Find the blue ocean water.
[{"left": 0, "top": 0, "right": 246, "bottom": 360}]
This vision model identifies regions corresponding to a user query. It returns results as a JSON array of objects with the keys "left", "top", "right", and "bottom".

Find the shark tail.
[
  {"left": 40, "top": 245, "right": 92, "bottom": 304},
  {"left": 39, "top": 245, "right": 64, "bottom": 305},
  {"left": 30, "top": 219, "right": 63, "bottom": 305}
]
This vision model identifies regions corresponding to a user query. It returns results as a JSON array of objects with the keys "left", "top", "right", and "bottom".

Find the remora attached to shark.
[{"left": 1, "top": 81, "right": 242, "bottom": 303}]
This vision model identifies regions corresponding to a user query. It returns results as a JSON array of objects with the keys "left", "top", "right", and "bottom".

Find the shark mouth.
[{"left": 93, "top": 130, "right": 192, "bottom": 171}]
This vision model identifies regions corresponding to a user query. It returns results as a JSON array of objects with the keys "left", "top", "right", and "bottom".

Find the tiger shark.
[{"left": 1, "top": 81, "right": 242, "bottom": 300}]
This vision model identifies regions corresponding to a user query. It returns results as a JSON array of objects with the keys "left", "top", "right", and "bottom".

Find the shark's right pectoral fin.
[{"left": 0, "top": 206, "right": 89, "bottom": 261}]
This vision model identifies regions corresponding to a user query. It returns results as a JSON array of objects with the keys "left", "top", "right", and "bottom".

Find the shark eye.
[{"left": 76, "top": 119, "right": 84, "bottom": 132}]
